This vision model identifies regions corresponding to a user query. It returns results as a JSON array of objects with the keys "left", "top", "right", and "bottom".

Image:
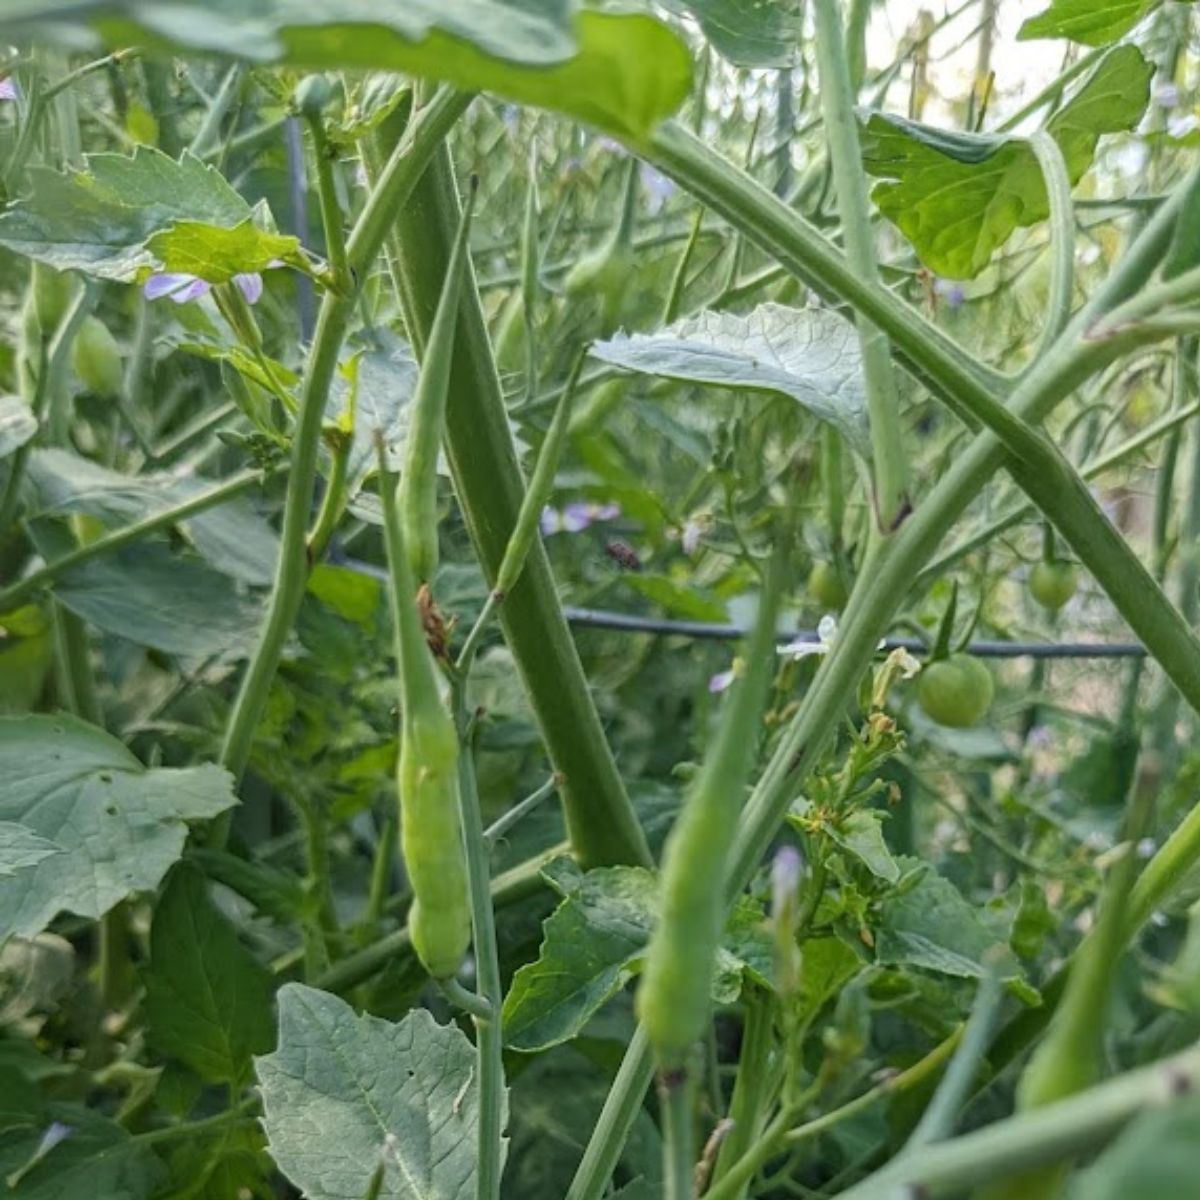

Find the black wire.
[
  {"left": 561, "top": 606, "right": 1147, "bottom": 659},
  {"left": 339, "top": 558, "right": 1146, "bottom": 659}
]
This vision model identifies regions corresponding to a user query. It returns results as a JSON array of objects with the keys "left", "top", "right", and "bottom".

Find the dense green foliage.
[{"left": 3, "top": 3, "right": 1200, "bottom": 1199}]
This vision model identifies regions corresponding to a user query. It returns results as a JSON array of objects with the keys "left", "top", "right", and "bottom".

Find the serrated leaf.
[
  {"left": 0, "top": 1104, "right": 166, "bottom": 1200},
  {"left": 659, "top": 0, "right": 802, "bottom": 67},
  {"left": 0, "top": 714, "right": 238, "bottom": 938},
  {"left": 593, "top": 304, "right": 871, "bottom": 454},
  {"left": 9, "top": 2, "right": 691, "bottom": 140},
  {"left": 257, "top": 984, "right": 504, "bottom": 1200},
  {"left": 861, "top": 45, "right": 1153, "bottom": 279},
  {"left": 875, "top": 857, "right": 1021, "bottom": 982},
  {"left": 501, "top": 866, "right": 770, "bottom": 1052},
  {"left": 0, "top": 824, "right": 62, "bottom": 879},
  {"left": 0, "top": 396, "right": 37, "bottom": 460},
  {"left": 0, "top": 147, "right": 295, "bottom": 282},
  {"left": 144, "top": 865, "right": 276, "bottom": 1086},
  {"left": 1018, "top": 0, "right": 1191, "bottom": 46}
]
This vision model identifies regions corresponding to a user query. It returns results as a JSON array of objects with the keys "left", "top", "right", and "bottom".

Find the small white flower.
[
  {"left": 1154, "top": 82, "right": 1181, "bottom": 109},
  {"left": 708, "top": 668, "right": 736, "bottom": 694},
  {"left": 779, "top": 614, "right": 839, "bottom": 660},
  {"left": 1137, "top": 837, "right": 1157, "bottom": 859},
  {"left": 0, "top": 77, "right": 16, "bottom": 101},
  {"left": 892, "top": 648, "right": 922, "bottom": 680}
]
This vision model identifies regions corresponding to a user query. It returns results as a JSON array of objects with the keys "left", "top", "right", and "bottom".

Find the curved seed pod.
[
  {"left": 637, "top": 545, "right": 787, "bottom": 1067},
  {"left": 377, "top": 438, "right": 470, "bottom": 980},
  {"left": 396, "top": 179, "right": 477, "bottom": 585}
]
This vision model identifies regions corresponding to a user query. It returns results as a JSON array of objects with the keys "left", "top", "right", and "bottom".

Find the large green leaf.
[
  {"left": 501, "top": 864, "right": 771, "bottom": 1053},
  {"left": 8, "top": 2, "right": 692, "bottom": 141},
  {"left": 44, "top": 538, "right": 267, "bottom": 659},
  {"left": 0, "top": 824, "right": 62, "bottom": 878},
  {"left": 144, "top": 865, "right": 276, "bottom": 1086},
  {"left": 0, "top": 714, "right": 238, "bottom": 938},
  {"left": 659, "top": 0, "right": 802, "bottom": 67},
  {"left": 861, "top": 45, "right": 1153, "bottom": 279},
  {"left": 25, "top": 447, "right": 279, "bottom": 587},
  {"left": 874, "top": 858, "right": 1022, "bottom": 984},
  {"left": 1018, "top": 0, "right": 1193, "bottom": 46},
  {"left": 0, "top": 147, "right": 300, "bottom": 282},
  {"left": 0, "top": 1103, "right": 166, "bottom": 1200},
  {"left": 257, "top": 984, "right": 503, "bottom": 1200},
  {"left": 592, "top": 304, "right": 871, "bottom": 454}
]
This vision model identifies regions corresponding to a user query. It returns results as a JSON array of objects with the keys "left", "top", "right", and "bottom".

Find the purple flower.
[
  {"left": 540, "top": 502, "right": 621, "bottom": 536},
  {"left": 1154, "top": 82, "right": 1181, "bottom": 109},
  {"left": 0, "top": 77, "right": 16, "bottom": 101},
  {"left": 35, "top": 1122, "right": 73, "bottom": 1157},
  {"left": 595, "top": 135, "right": 626, "bottom": 157},
  {"left": 934, "top": 278, "right": 965, "bottom": 309},
  {"left": 144, "top": 270, "right": 264, "bottom": 305},
  {"left": 771, "top": 845, "right": 802, "bottom": 918},
  {"left": 639, "top": 163, "right": 676, "bottom": 214},
  {"left": 708, "top": 668, "right": 736, "bottom": 694}
]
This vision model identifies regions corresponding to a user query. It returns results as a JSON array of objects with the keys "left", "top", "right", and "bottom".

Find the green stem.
[
  {"left": 711, "top": 987, "right": 776, "bottom": 1196},
  {"left": 380, "top": 136, "right": 651, "bottom": 870},
  {"left": 660, "top": 1070, "right": 696, "bottom": 1200},
  {"left": 483, "top": 774, "right": 560, "bottom": 849},
  {"left": 216, "top": 86, "right": 471, "bottom": 794},
  {"left": 812, "top": 0, "right": 908, "bottom": 530},
  {"left": 564, "top": 1026, "right": 658, "bottom": 1200},
  {"left": 306, "top": 433, "right": 351, "bottom": 563},
  {"left": 454, "top": 727, "right": 505, "bottom": 1200},
  {"left": 304, "top": 110, "right": 351, "bottom": 291},
  {"left": 1029, "top": 130, "right": 1075, "bottom": 359},
  {"left": 187, "top": 64, "right": 241, "bottom": 158},
  {"left": 836, "top": 1044, "right": 1200, "bottom": 1200},
  {"left": 1, "top": 470, "right": 266, "bottom": 611}
]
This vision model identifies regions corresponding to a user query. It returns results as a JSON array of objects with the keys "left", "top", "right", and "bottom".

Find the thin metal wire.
[{"left": 339, "top": 557, "right": 1146, "bottom": 659}]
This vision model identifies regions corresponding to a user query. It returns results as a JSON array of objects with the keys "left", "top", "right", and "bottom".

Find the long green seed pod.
[
  {"left": 637, "top": 545, "right": 787, "bottom": 1067},
  {"left": 377, "top": 438, "right": 470, "bottom": 980},
  {"left": 396, "top": 180, "right": 477, "bottom": 585}
]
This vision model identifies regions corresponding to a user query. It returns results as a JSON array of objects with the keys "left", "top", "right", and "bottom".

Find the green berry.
[
  {"left": 1029, "top": 560, "right": 1078, "bottom": 612},
  {"left": 916, "top": 653, "right": 994, "bottom": 728}
]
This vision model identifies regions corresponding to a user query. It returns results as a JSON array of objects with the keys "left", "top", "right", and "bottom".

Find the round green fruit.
[
  {"left": 916, "top": 654, "right": 994, "bottom": 728},
  {"left": 808, "top": 560, "right": 848, "bottom": 611},
  {"left": 72, "top": 317, "right": 124, "bottom": 398},
  {"left": 1029, "top": 560, "right": 1078, "bottom": 612}
]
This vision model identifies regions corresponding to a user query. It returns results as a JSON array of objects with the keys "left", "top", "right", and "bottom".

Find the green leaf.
[
  {"left": 11, "top": 2, "right": 692, "bottom": 140},
  {"left": 592, "top": 304, "right": 872, "bottom": 454},
  {"left": 24, "top": 448, "right": 280, "bottom": 587},
  {"left": 0, "top": 824, "right": 62, "bottom": 879},
  {"left": 0, "top": 714, "right": 238, "bottom": 938},
  {"left": 146, "top": 219, "right": 299, "bottom": 283},
  {"left": 257, "top": 983, "right": 504, "bottom": 1200},
  {"left": 1069, "top": 1093, "right": 1200, "bottom": 1198},
  {"left": 1018, "top": 0, "right": 1189, "bottom": 46},
  {"left": 875, "top": 858, "right": 1021, "bottom": 983},
  {"left": 659, "top": 0, "right": 802, "bottom": 67},
  {"left": 144, "top": 865, "right": 276, "bottom": 1086},
  {"left": 0, "top": 397, "right": 37, "bottom": 461},
  {"left": 46, "top": 539, "right": 267, "bottom": 659},
  {"left": 502, "top": 866, "right": 769, "bottom": 1052},
  {"left": 0, "top": 1104, "right": 166, "bottom": 1200},
  {"left": 861, "top": 45, "right": 1153, "bottom": 279},
  {"left": 622, "top": 574, "right": 729, "bottom": 623},
  {"left": 828, "top": 810, "right": 901, "bottom": 884},
  {"left": 0, "top": 147, "right": 297, "bottom": 282}
]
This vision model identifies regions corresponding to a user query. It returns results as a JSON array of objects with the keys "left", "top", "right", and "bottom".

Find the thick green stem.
[
  {"left": 661, "top": 1071, "right": 697, "bottom": 1200},
  {"left": 381, "top": 138, "right": 651, "bottom": 870},
  {"left": 813, "top": 0, "right": 908, "bottom": 529}
]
